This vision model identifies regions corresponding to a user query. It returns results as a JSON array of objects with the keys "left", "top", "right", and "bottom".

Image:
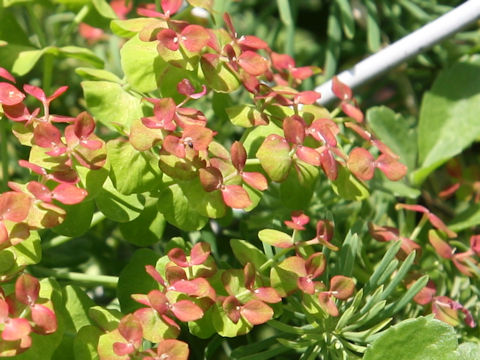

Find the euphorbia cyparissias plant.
[{"left": 3, "top": 0, "right": 473, "bottom": 359}]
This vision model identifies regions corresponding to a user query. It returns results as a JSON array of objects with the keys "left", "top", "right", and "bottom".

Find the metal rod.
[{"left": 315, "top": 0, "right": 480, "bottom": 105}]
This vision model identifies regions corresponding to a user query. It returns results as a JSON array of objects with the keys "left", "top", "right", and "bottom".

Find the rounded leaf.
[
  {"left": 221, "top": 185, "right": 252, "bottom": 209},
  {"left": 241, "top": 300, "right": 273, "bottom": 325},
  {"left": 330, "top": 275, "right": 355, "bottom": 300},
  {"left": 171, "top": 300, "right": 204, "bottom": 322},
  {"left": 15, "top": 273, "right": 40, "bottom": 305},
  {"left": 0, "top": 82, "right": 25, "bottom": 106},
  {"left": 347, "top": 147, "right": 375, "bottom": 181}
]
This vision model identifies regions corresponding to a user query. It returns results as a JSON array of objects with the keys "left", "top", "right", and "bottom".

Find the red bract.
[
  {"left": 177, "top": 79, "right": 207, "bottom": 99},
  {"left": 79, "top": 23, "right": 105, "bottom": 44},
  {"left": 0, "top": 67, "right": 16, "bottom": 83},
  {"left": 428, "top": 230, "right": 453, "bottom": 259},
  {"left": 168, "top": 242, "right": 211, "bottom": 267},
  {"left": 312, "top": 220, "right": 337, "bottom": 251},
  {"left": 146, "top": 339, "right": 189, "bottom": 360},
  {"left": 452, "top": 251, "right": 478, "bottom": 277},
  {"left": 294, "top": 253, "right": 326, "bottom": 295},
  {"left": 284, "top": 211, "right": 310, "bottom": 230},
  {"left": 332, "top": 76, "right": 352, "bottom": 101},
  {"left": 157, "top": 25, "right": 209, "bottom": 53},
  {"left": 161, "top": 0, "right": 183, "bottom": 16},
  {"left": 113, "top": 314, "right": 143, "bottom": 356},
  {"left": 395, "top": 203, "right": 457, "bottom": 238},
  {"left": 470, "top": 234, "right": 480, "bottom": 256},
  {"left": 27, "top": 181, "right": 87, "bottom": 205},
  {"left": 65, "top": 112, "right": 103, "bottom": 150},
  {"left": 348, "top": 148, "right": 407, "bottom": 181},
  {"left": 0, "top": 82, "right": 25, "bottom": 106},
  {"left": 221, "top": 184, "right": 252, "bottom": 209},
  {"left": 0, "top": 192, "right": 32, "bottom": 223},
  {"left": 237, "top": 51, "right": 269, "bottom": 76},
  {"left": 230, "top": 142, "right": 268, "bottom": 191},
  {"left": 432, "top": 296, "right": 476, "bottom": 328},
  {"left": 1, "top": 317, "right": 31, "bottom": 341},
  {"left": 270, "top": 52, "right": 318, "bottom": 84},
  {"left": 33, "top": 122, "right": 67, "bottom": 156}
]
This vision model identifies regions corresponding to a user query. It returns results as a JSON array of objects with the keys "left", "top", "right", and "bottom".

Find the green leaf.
[
  {"left": 258, "top": 229, "right": 293, "bottom": 248},
  {"left": 111, "top": 17, "right": 164, "bottom": 38},
  {"left": 95, "top": 177, "right": 145, "bottom": 222},
  {"left": 74, "top": 165, "right": 109, "bottom": 200},
  {"left": 75, "top": 67, "right": 122, "bottom": 83},
  {"left": 241, "top": 120, "right": 283, "bottom": 158},
  {"left": 226, "top": 104, "right": 267, "bottom": 128},
  {"left": 119, "top": 201, "right": 165, "bottom": 247},
  {"left": 59, "top": 46, "right": 104, "bottom": 68},
  {"left": 88, "top": 306, "right": 122, "bottom": 332},
  {"left": 12, "top": 46, "right": 103, "bottom": 76},
  {"left": 2, "top": 0, "right": 34, "bottom": 6},
  {"left": 74, "top": 325, "right": 102, "bottom": 360},
  {"left": 62, "top": 285, "right": 95, "bottom": 332},
  {"left": 337, "top": 229, "right": 359, "bottom": 277},
  {"left": 157, "top": 183, "right": 208, "bottom": 231},
  {"left": 11, "top": 48, "right": 46, "bottom": 76},
  {"left": 52, "top": 200, "right": 95, "bottom": 237},
  {"left": 211, "top": 304, "right": 252, "bottom": 337},
  {"left": 367, "top": 106, "right": 417, "bottom": 171},
  {"left": 330, "top": 166, "right": 369, "bottom": 201},
  {"left": 230, "top": 239, "right": 268, "bottom": 270},
  {"left": 457, "top": 342, "right": 480, "bottom": 360},
  {"left": 280, "top": 160, "right": 318, "bottom": 209},
  {"left": 82, "top": 80, "right": 144, "bottom": 132},
  {"left": 200, "top": 55, "right": 241, "bottom": 93},
  {"left": 120, "top": 34, "right": 167, "bottom": 92},
  {"left": 92, "top": 0, "right": 117, "bottom": 19},
  {"left": 363, "top": 317, "right": 459, "bottom": 360},
  {"left": 256, "top": 135, "right": 292, "bottom": 182},
  {"left": 117, "top": 248, "right": 159, "bottom": 313},
  {"left": 324, "top": 3, "right": 342, "bottom": 79},
  {"left": 414, "top": 59, "right": 480, "bottom": 185},
  {"left": 336, "top": 0, "right": 355, "bottom": 39},
  {"left": 107, "top": 139, "right": 162, "bottom": 195},
  {"left": 449, "top": 203, "right": 480, "bottom": 232},
  {"left": 365, "top": 0, "right": 381, "bottom": 52},
  {"left": 178, "top": 178, "right": 226, "bottom": 219},
  {"left": 15, "top": 279, "right": 64, "bottom": 360}
]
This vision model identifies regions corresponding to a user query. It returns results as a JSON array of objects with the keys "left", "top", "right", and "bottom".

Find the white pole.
[{"left": 315, "top": 0, "right": 480, "bottom": 106}]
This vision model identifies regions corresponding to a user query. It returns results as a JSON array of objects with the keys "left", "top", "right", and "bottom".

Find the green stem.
[
  {"left": 259, "top": 247, "right": 292, "bottom": 272},
  {"left": 57, "top": 5, "right": 90, "bottom": 46},
  {"left": 27, "top": 4, "right": 47, "bottom": 47},
  {"left": 245, "top": 158, "right": 261, "bottom": 166},
  {"left": 33, "top": 266, "right": 118, "bottom": 288},
  {"left": 42, "top": 212, "right": 106, "bottom": 249},
  {"left": 409, "top": 213, "right": 428, "bottom": 241},
  {"left": 276, "top": 0, "right": 295, "bottom": 56},
  {"left": 42, "top": 53, "right": 54, "bottom": 97},
  {"left": 0, "top": 115, "right": 8, "bottom": 192},
  {"left": 155, "top": 0, "right": 161, "bottom": 12}
]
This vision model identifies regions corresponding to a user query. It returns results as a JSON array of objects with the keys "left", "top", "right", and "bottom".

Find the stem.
[
  {"left": 409, "top": 213, "right": 428, "bottom": 241},
  {"left": 57, "top": 5, "right": 90, "bottom": 46},
  {"left": 27, "top": 4, "right": 47, "bottom": 47},
  {"left": 245, "top": 158, "right": 260, "bottom": 166},
  {"left": 276, "top": 0, "right": 295, "bottom": 56},
  {"left": 33, "top": 266, "right": 118, "bottom": 288},
  {"left": 42, "top": 212, "right": 106, "bottom": 249},
  {"left": 42, "top": 53, "right": 54, "bottom": 100},
  {"left": 259, "top": 247, "right": 292, "bottom": 272},
  {"left": 0, "top": 115, "right": 8, "bottom": 192},
  {"left": 155, "top": 0, "right": 161, "bottom": 12}
]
